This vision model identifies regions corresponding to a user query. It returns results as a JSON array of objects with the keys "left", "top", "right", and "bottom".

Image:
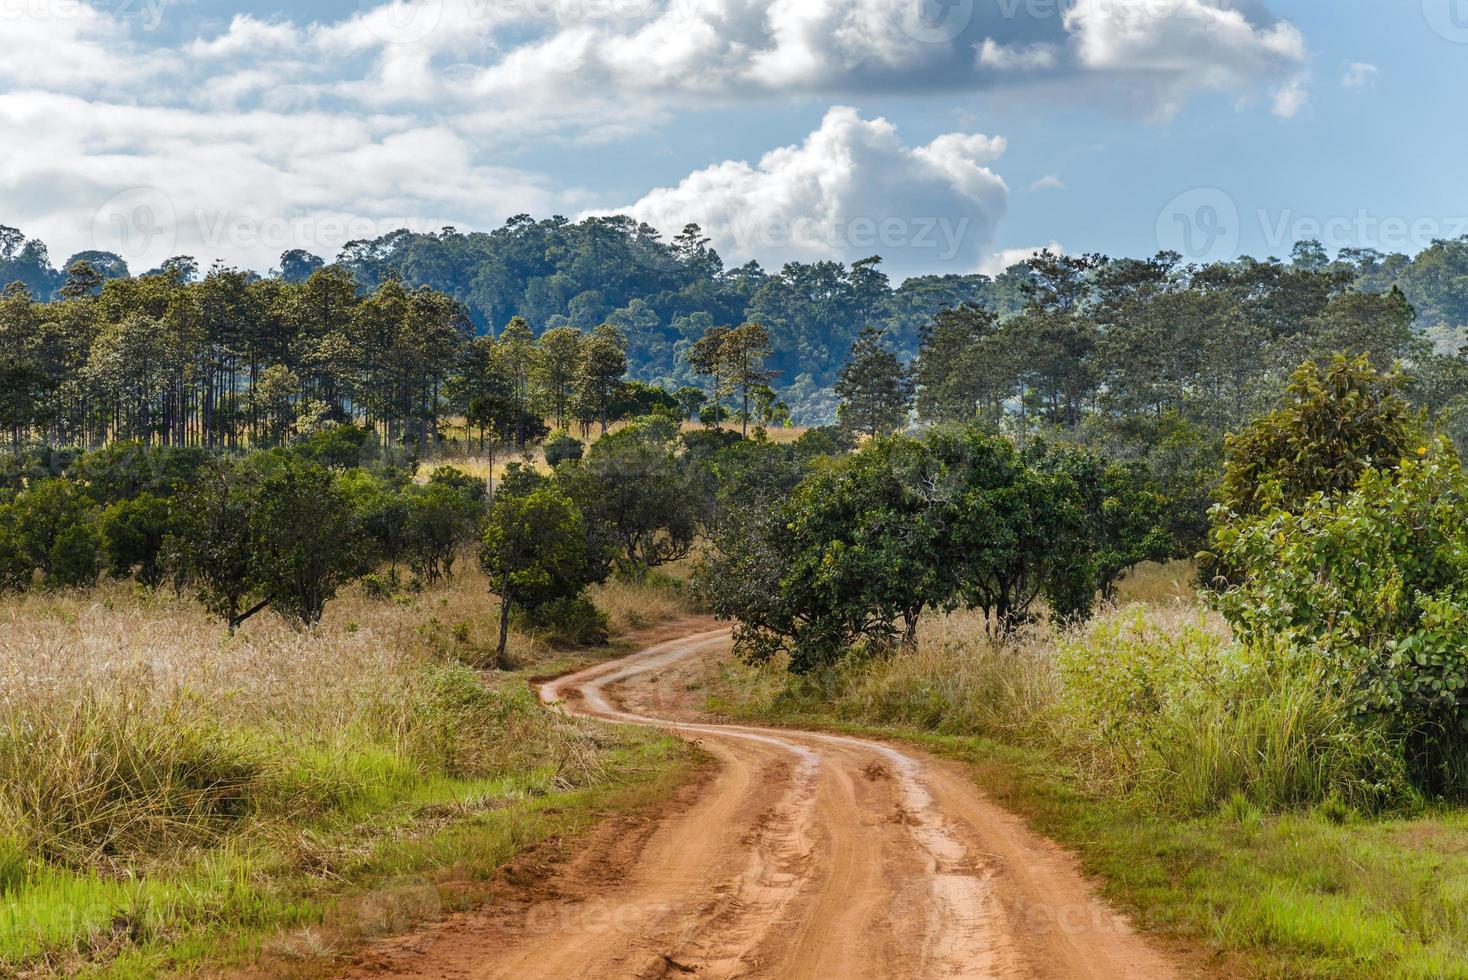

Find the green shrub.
[
  {"left": 1217, "top": 354, "right": 1417, "bottom": 519},
  {"left": 527, "top": 595, "right": 610, "bottom": 647},
  {"left": 1209, "top": 447, "right": 1468, "bottom": 793},
  {"left": 543, "top": 431, "right": 584, "bottom": 467},
  {"left": 47, "top": 522, "right": 101, "bottom": 589},
  {"left": 98, "top": 492, "right": 172, "bottom": 585}
]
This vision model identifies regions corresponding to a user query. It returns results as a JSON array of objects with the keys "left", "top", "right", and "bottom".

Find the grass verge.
[{"left": 0, "top": 568, "right": 700, "bottom": 977}]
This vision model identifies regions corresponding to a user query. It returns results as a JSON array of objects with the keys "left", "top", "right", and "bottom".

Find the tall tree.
[
  {"left": 835, "top": 328, "right": 914, "bottom": 439},
  {"left": 719, "top": 322, "right": 776, "bottom": 438}
]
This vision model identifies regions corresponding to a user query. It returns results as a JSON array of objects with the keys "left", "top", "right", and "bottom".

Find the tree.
[
  {"left": 913, "top": 303, "right": 1008, "bottom": 426},
  {"left": 573, "top": 324, "right": 627, "bottom": 435},
  {"left": 835, "top": 327, "right": 913, "bottom": 439},
  {"left": 248, "top": 456, "right": 365, "bottom": 626},
  {"left": 687, "top": 325, "right": 731, "bottom": 424},
  {"left": 557, "top": 420, "right": 699, "bottom": 577},
  {"left": 1218, "top": 354, "right": 1418, "bottom": 518},
  {"left": 532, "top": 326, "right": 584, "bottom": 431},
  {"left": 479, "top": 483, "right": 591, "bottom": 659},
  {"left": 170, "top": 461, "right": 260, "bottom": 631},
  {"left": 719, "top": 322, "right": 776, "bottom": 438},
  {"left": 497, "top": 316, "right": 537, "bottom": 448}
]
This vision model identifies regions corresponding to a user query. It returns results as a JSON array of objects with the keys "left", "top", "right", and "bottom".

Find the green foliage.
[
  {"left": 834, "top": 326, "right": 914, "bottom": 438},
  {"left": 247, "top": 455, "right": 366, "bottom": 626},
  {"left": 557, "top": 421, "right": 699, "bottom": 577},
  {"left": 543, "top": 430, "right": 584, "bottom": 466},
  {"left": 7, "top": 478, "right": 98, "bottom": 587},
  {"left": 98, "top": 492, "right": 172, "bottom": 586},
  {"left": 402, "top": 473, "right": 483, "bottom": 584},
  {"left": 1218, "top": 354, "right": 1417, "bottom": 517},
  {"left": 170, "top": 455, "right": 367, "bottom": 629},
  {"left": 1209, "top": 449, "right": 1468, "bottom": 792},
  {"left": 700, "top": 426, "right": 1166, "bottom": 672},
  {"left": 46, "top": 520, "right": 101, "bottom": 589},
  {"left": 524, "top": 595, "right": 611, "bottom": 647},
  {"left": 479, "top": 482, "right": 596, "bottom": 657},
  {"left": 291, "top": 424, "right": 374, "bottom": 470}
]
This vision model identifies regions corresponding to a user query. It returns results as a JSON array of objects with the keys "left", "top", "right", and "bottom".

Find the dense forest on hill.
[{"left": 3, "top": 218, "right": 1468, "bottom": 426}]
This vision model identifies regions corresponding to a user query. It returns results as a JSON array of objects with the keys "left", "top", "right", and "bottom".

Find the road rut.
[{"left": 339, "top": 626, "right": 1178, "bottom": 979}]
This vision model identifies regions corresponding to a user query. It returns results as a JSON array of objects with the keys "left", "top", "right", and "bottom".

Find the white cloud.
[
  {"left": 606, "top": 107, "right": 1009, "bottom": 279},
  {"left": 0, "top": 0, "right": 1311, "bottom": 274},
  {"left": 977, "top": 39, "right": 1059, "bottom": 71},
  {"left": 1030, "top": 174, "right": 1066, "bottom": 192},
  {"left": 979, "top": 242, "right": 1064, "bottom": 276},
  {"left": 1342, "top": 62, "right": 1379, "bottom": 90},
  {"left": 1063, "top": 0, "right": 1307, "bottom": 119},
  {"left": 1272, "top": 72, "right": 1310, "bottom": 118}
]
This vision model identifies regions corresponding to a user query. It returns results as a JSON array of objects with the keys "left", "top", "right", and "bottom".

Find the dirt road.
[{"left": 342, "top": 626, "right": 1178, "bottom": 979}]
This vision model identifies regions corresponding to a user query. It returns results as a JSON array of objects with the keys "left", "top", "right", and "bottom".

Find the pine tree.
[{"left": 835, "top": 327, "right": 914, "bottom": 439}]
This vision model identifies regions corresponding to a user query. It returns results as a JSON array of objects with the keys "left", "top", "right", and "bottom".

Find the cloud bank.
[{"left": 0, "top": 0, "right": 1309, "bottom": 272}]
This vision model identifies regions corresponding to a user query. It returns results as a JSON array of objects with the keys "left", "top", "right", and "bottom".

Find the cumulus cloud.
[
  {"left": 1063, "top": 0, "right": 1308, "bottom": 119},
  {"left": 0, "top": 0, "right": 1312, "bottom": 272},
  {"left": 1030, "top": 174, "right": 1066, "bottom": 192},
  {"left": 605, "top": 107, "right": 1008, "bottom": 279}
]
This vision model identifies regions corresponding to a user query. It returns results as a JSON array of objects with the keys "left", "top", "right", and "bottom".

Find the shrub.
[
  {"left": 527, "top": 595, "right": 610, "bottom": 647},
  {"left": 47, "top": 521, "right": 101, "bottom": 589},
  {"left": 9, "top": 478, "right": 97, "bottom": 583},
  {"left": 543, "top": 430, "right": 584, "bottom": 467},
  {"left": 1218, "top": 354, "right": 1417, "bottom": 518},
  {"left": 98, "top": 492, "right": 172, "bottom": 585},
  {"left": 1208, "top": 447, "right": 1468, "bottom": 793}
]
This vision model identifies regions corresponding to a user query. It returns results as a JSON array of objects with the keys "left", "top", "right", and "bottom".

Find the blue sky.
[{"left": 3, "top": 0, "right": 1464, "bottom": 279}]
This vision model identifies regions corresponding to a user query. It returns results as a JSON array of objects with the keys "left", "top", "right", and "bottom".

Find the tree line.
[
  {"left": 8, "top": 219, "right": 1468, "bottom": 423},
  {"left": 827, "top": 247, "right": 1468, "bottom": 551}
]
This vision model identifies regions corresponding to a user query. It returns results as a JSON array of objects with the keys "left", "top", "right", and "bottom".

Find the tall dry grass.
[
  {"left": 716, "top": 565, "right": 1406, "bottom": 816},
  {"left": 0, "top": 567, "right": 594, "bottom": 873}
]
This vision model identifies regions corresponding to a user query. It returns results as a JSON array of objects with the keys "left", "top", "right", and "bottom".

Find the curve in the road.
[{"left": 341, "top": 626, "right": 1180, "bottom": 980}]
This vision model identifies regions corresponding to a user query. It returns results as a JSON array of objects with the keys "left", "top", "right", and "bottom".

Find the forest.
[{"left": 5, "top": 218, "right": 1468, "bottom": 424}]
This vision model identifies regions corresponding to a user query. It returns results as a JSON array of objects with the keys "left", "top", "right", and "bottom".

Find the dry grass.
[
  {"left": 589, "top": 575, "right": 697, "bottom": 635},
  {"left": 0, "top": 560, "right": 699, "bottom": 972},
  {"left": 0, "top": 569, "right": 555, "bottom": 867}
]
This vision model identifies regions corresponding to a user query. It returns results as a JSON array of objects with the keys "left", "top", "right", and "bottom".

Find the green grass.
[
  {"left": 2, "top": 729, "right": 692, "bottom": 978},
  {"left": 706, "top": 644, "right": 1468, "bottom": 977}
]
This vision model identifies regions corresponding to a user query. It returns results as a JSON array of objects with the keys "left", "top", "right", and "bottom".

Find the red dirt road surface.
[{"left": 339, "top": 627, "right": 1179, "bottom": 979}]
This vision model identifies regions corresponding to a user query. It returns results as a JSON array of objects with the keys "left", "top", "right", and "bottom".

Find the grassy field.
[
  {"left": 0, "top": 567, "right": 699, "bottom": 977},
  {"left": 705, "top": 563, "right": 1468, "bottom": 978}
]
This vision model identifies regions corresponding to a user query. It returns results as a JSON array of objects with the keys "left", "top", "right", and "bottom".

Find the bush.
[
  {"left": 543, "top": 430, "right": 584, "bottom": 467},
  {"left": 1218, "top": 354, "right": 1417, "bottom": 518},
  {"left": 526, "top": 595, "right": 610, "bottom": 647},
  {"left": 99, "top": 492, "right": 172, "bottom": 585},
  {"left": 47, "top": 522, "right": 101, "bottom": 589},
  {"left": 1209, "top": 447, "right": 1468, "bottom": 793},
  {"left": 9, "top": 478, "right": 99, "bottom": 587}
]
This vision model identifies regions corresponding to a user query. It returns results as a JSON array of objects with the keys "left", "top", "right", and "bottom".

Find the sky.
[{"left": 3, "top": 0, "right": 1466, "bottom": 280}]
